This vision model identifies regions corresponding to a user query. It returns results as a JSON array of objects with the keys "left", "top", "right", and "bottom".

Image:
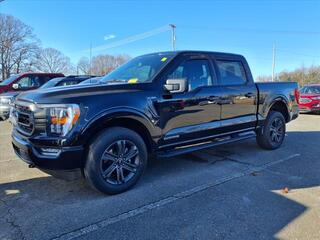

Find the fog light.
[{"left": 40, "top": 148, "right": 61, "bottom": 156}]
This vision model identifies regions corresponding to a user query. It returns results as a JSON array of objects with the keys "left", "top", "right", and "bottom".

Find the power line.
[
  {"left": 179, "top": 25, "right": 320, "bottom": 35},
  {"left": 87, "top": 25, "right": 171, "bottom": 53}
]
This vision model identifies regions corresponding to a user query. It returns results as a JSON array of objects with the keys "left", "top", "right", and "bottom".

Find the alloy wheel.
[
  {"left": 269, "top": 117, "right": 284, "bottom": 143},
  {"left": 100, "top": 140, "right": 140, "bottom": 185}
]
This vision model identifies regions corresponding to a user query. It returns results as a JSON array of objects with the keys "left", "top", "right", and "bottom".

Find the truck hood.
[
  {"left": 16, "top": 83, "right": 148, "bottom": 104},
  {"left": 0, "top": 91, "right": 21, "bottom": 98},
  {"left": 0, "top": 85, "right": 10, "bottom": 94},
  {"left": 300, "top": 93, "right": 320, "bottom": 98}
]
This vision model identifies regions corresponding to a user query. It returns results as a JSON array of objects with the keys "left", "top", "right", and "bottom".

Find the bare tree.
[
  {"left": 256, "top": 64, "right": 320, "bottom": 86},
  {"left": 77, "top": 57, "right": 90, "bottom": 75},
  {"left": 90, "top": 54, "right": 130, "bottom": 76},
  {"left": 0, "top": 14, "right": 39, "bottom": 80},
  {"left": 77, "top": 54, "right": 130, "bottom": 76},
  {"left": 34, "top": 47, "right": 72, "bottom": 74}
]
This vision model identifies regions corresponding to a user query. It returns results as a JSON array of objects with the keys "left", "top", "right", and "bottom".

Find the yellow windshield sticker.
[
  {"left": 128, "top": 78, "right": 138, "bottom": 84},
  {"left": 161, "top": 57, "right": 167, "bottom": 62}
]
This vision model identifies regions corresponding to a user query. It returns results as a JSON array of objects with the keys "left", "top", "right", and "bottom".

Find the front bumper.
[
  {"left": 12, "top": 130, "right": 85, "bottom": 170},
  {"left": 299, "top": 105, "right": 320, "bottom": 113},
  {"left": 0, "top": 105, "right": 10, "bottom": 120},
  {"left": 299, "top": 101, "right": 320, "bottom": 113}
]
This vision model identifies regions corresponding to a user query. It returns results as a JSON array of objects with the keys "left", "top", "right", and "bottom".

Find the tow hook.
[{"left": 28, "top": 164, "right": 35, "bottom": 168}]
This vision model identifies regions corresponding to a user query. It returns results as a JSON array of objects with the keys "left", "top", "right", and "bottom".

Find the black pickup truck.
[{"left": 11, "top": 51, "right": 299, "bottom": 194}]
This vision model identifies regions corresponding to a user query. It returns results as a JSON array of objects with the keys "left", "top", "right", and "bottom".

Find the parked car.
[
  {"left": 0, "top": 73, "right": 64, "bottom": 121},
  {"left": 0, "top": 75, "right": 94, "bottom": 121},
  {"left": 11, "top": 51, "right": 299, "bottom": 194},
  {"left": 0, "top": 72, "right": 64, "bottom": 94},
  {"left": 40, "top": 75, "right": 96, "bottom": 89},
  {"left": 78, "top": 77, "right": 102, "bottom": 85},
  {"left": 299, "top": 84, "right": 320, "bottom": 113}
]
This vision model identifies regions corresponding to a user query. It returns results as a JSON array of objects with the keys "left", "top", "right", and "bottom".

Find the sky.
[{"left": 1, "top": 0, "right": 320, "bottom": 78}]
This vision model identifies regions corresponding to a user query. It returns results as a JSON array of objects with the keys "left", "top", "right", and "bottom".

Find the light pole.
[
  {"left": 272, "top": 43, "right": 276, "bottom": 82},
  {"left": 169, "top": 24, "right": 176, "bottom": 51}
]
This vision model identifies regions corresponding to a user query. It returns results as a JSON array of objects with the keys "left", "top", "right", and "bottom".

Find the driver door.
[
  {"left": 14, "top": 75, "right": 41, "bottom": 91},
  {"left": 156, "top": 54, "right": 222, "bottom": 148}
]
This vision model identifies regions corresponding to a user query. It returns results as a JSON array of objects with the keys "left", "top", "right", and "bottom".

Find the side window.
[
  {"left": 17, "top": 76, "right": 41, "bottom": 88},
  {"left": 31, "top": 76, "right": 41, "bottom": 87},
  {"left": 168, "top": 66, "right": 184, "bottom": 79},
  {"left": 216, "top": 60, "right": 247, "bottom": 85},
  {"left": 167, "top": 59, "right": 213, "bottom": 91},
  {"left": 16, "top": 77, "right": 31, "bottom": 88}
]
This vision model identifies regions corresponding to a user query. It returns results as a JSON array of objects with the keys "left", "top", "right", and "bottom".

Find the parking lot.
[{"left": 0, "top": 114, "right": 319, "bottom": 240}]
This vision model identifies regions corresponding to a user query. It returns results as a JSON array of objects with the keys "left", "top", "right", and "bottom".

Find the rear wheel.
[
  {"left": 84, "top": 127, "right": 148, "bottom": 194},
  {"left": 256, "top": 111, "right": 286, "bottom": 150}
]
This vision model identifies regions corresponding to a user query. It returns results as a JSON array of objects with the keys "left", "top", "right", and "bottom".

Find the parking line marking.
[{"left": 52, "top": 153, "right": 300, "bottom": 240}]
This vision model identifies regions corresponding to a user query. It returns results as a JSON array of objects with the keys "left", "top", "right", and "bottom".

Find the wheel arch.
[
  {"left": 267, "top": 97, "right": 290, "bottom": 122},
  {"left": 80, "top": 108, "right": 158, "bottom": 156}
]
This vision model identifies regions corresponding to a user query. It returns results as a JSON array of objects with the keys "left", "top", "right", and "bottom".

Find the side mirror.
[
  {"left": 164, "top": 79, "right": 187, "bottom": 93},
  {"left": 12, "top": 83, "right": 19, "bottom": 90}
]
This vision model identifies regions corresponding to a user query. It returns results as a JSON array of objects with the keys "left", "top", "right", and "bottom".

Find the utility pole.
[
  {"left": 272, "top": 43, "right": 276, "bottom": 82},
  {"left": 89, "top": 42, "right": 92, "bottom": 76},
  {"left": 169, "top": 24, "right": 176, "bottom": 51}
]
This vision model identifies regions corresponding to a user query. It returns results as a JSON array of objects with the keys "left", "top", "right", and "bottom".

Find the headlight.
[
  {"left": 312, "top": 96, "right": 320, "bottom": 100},
  {"left": 40, "top": 104, "right": 80, "bottom": 137},
  {"left": 0, "top": 97, "right": 13, "bottom": 105}
]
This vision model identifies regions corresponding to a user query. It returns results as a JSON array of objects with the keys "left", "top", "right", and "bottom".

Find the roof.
[
  {"left": 142, "top": 50, "right": 244, "bottom": 58},
  {"left": 19, "top": 72, "right": 64, "bottom": 76}
]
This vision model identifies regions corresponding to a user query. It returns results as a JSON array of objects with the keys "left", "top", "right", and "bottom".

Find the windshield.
[
  {"left": 100, "top": 53, "right": 175, "bottom": 84},
  {"left": 300, "top": 86, "right": 320, "bottom": 94},
  {"left": 0, "top": 75, "right": 19, "bottom": 86},
  {"left": 40, "top": 77, "right": 64, "bottom": 89}
]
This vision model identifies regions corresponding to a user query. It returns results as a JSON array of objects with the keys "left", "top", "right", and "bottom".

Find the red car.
[
  {"left": 0, "top": 72, "right": 64, "bottom": 94},
  {"left": 299, "top": 84, "right": 320, "bottom": 113}
]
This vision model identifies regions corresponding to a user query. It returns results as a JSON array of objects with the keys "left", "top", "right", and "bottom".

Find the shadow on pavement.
[{"left": 0, "top": 130, "right": 319, "bottom": 239}]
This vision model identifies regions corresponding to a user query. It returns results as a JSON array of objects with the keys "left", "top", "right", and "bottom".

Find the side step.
[{"left": 157, "top": 131, "right": 256, "bottom": 158}]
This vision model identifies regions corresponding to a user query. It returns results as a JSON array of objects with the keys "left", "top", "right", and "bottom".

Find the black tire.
[
  {"left": 256, "top": 111, "right": 286, "bottom": 150},
  {"left": 84, "top": 127, "right": 148, "bottom": 194}
]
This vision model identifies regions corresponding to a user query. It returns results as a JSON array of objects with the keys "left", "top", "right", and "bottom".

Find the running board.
[{"left": 157, "top": 131, "right": 256, "bottom": 158}]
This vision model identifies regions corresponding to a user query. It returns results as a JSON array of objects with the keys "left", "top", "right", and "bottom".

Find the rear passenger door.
[{"left": 213, "top": 56, "right": 257, "bottom": 131}]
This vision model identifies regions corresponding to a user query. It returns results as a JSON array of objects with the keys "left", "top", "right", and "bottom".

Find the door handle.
[
  {"left": 199, "top": 96, "right": 220, "bottom": 106},
  {"left": 245, "top": 92, "right": 255, "bottom": 98},
  {"left": 208, "top": 96, "right": 220, "bottom": 101}
]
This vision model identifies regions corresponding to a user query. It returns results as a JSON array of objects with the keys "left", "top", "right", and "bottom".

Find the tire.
[
  {"left": 256, "top": 111, "right": 286, "bottom": 150},
  {"left": 84, "top": 127, "right": 148, "bottom": 194}
]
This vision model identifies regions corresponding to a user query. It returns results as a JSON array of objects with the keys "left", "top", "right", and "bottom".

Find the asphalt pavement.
[{"left": 0, "top": 114, "right": 319, "bottom": 240}]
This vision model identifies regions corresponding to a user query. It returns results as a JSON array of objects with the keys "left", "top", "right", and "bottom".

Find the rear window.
[{"left": 216, "top": 60, "right": 247, "bottom": 85}]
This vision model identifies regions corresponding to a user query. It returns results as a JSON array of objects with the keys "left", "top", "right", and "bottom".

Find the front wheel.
[
  {"left": 84, "top": 127, "right": 148, "bottom": 194},
  {"left": 256, "top": 111, "right": 286, "bottom": 150}
]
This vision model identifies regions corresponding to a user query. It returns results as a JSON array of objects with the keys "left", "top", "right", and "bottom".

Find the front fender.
[{"left": 77, "top": 107, "right": 160, "bottom": 145}]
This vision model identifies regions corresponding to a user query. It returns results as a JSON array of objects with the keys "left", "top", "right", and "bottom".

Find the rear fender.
[{"left": 259, "top": 94, "right": 289, "bottom": 121}]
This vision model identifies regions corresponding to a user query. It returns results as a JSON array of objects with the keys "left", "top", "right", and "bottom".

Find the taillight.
[{"left": 294, "top": 88, "right": 300, "bottom": 104}]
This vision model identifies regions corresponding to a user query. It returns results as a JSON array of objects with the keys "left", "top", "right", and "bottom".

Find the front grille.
[
  {"left": 299, "top": 98, "right": 311, "bottom": 103},
  {"left": 14, "top": 103, "right": 34, "bottom": 136}
]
